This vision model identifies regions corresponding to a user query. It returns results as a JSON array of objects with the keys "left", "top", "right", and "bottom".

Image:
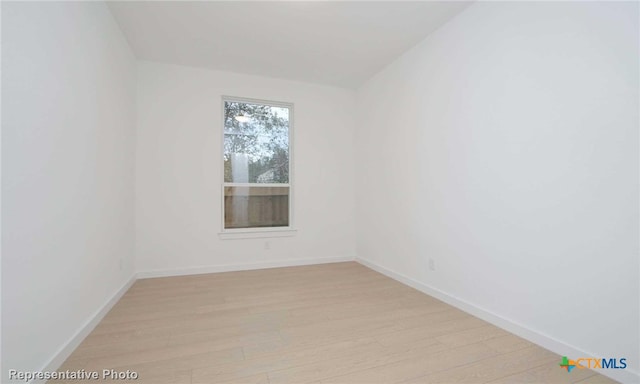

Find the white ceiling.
[{"left": 108, "top": 1, "right": 472, "bottom": 88}]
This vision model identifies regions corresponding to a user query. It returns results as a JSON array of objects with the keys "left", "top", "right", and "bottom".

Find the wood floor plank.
[
  {"left": 434, "top": 324, "right": 509, "bottom": 347},
  {"left": 312, "top": 342, "right": 499, "bottom": 384},
  {"left": 573, "top": 374, "right": 621, "bottom": 384},
  {"left": 267, "top": 339, "right": 453, "bottom": 384},
  {"left": 216, "top": 373, "right": 270, "bottom": 384},
  {"left": 192, "top": 337, "right": 383, "bottom": 383},
  {"left": 374, "top": 317, "right": 488, "bottom": 347},
  {"left": 480, "top": 333, "right": 538, "bottom": 354},
  {"left": 53, "top": 262, "right": 619, "bottom": 384},
  {"left": 402, "top": 345, "right": 558, "bottom": 383}
]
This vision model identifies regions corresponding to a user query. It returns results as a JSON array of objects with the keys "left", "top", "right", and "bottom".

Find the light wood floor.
[{"left": 57, "top": 262, "right": 617, "bottom": 384}]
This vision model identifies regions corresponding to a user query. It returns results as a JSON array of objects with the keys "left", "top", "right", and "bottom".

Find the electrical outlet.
[{"left": 428, "top": 258, "right": 435, "bottom": 271}]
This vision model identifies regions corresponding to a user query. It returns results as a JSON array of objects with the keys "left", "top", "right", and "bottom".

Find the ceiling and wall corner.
[{"left": 107, "top": 1, "right": 473, "bottom": 89}]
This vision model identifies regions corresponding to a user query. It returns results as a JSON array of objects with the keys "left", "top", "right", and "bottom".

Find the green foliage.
[{"left": 224, "top": 101, "right": 290, "bottom": 184}]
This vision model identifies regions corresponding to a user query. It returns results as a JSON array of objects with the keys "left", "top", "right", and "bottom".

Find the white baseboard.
[
  {"left": 136, "top": 255, "right": 356, "bottom": 279},
  {"left": 356, "top": 257, "right": 639, "bottom": 384},
  {"left": 28, "top": 274, "right": 137, "bottom": 384}
]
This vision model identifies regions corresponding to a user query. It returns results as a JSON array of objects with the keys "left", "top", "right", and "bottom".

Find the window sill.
[{"left": 218, "top": 229, "right": 297, "bottom": 240}]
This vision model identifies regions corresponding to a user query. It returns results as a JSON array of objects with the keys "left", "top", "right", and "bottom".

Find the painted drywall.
[
  {"left": 355, "top": 1, "right": 639, "bottom": 380},
  {"left": 135, "top": 62, "right": 356, "bottom": 274},
  {"left": 2, "top": 2, "right": 136, "bottom": 381}
]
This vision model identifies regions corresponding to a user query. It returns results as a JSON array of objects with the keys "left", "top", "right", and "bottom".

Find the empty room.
[{"left": 2, "top": 1, "right": 638, "bottom": 383}]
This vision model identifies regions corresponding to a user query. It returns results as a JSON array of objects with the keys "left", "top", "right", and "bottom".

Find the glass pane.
[
  {"left": 224, "top": 186, "right": 289, "bottom": 229},
  {"left": 224, "top": 101, "right": 289, "bottom": 183}
]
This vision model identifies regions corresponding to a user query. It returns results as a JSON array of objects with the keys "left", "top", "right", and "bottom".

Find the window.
[{"left": 222, "top": 97, "right": 293, "bottom": 233}]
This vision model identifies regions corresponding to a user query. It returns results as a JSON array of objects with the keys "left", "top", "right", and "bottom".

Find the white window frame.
[{"left": 219, "top": 96, "right": 296, "bottom": 239}]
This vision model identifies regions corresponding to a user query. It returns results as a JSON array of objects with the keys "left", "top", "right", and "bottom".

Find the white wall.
[
  {"left": 2, "top": 2, "right": 136, "bottom": 381},
  {"left": 135, "top": 62, "right": 356, "bottom": 275},
  {"left": 356, "top": 1, "right": 639, "bottom": 381}
]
